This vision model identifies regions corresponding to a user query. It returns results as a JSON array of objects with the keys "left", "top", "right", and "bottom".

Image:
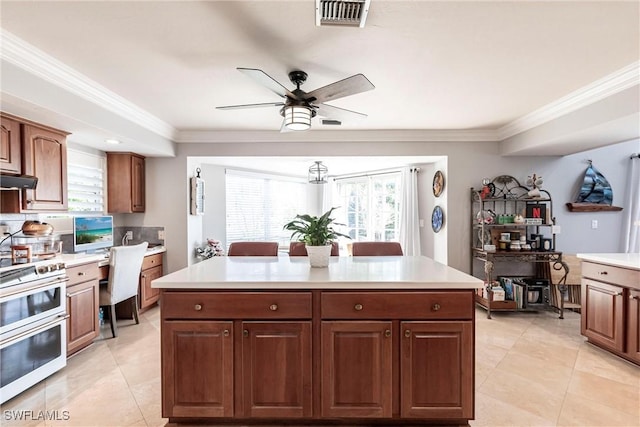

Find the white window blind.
[
  {"left": 335, "top": 171, "right": 401, "bottom": 241},
  {"left": 225, "top": 170, "right": 308, "bottom": 248},
  {"left": 67, "top": 149, "right": 106, "bottom": 213}
]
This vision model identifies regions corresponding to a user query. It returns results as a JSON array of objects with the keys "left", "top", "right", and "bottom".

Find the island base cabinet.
[
  {"left": 581, "top": 279, "right": 625, "bottom": 352},
  {"left": 401, "top": 321, "right": 473, "bottom": 419},
  {"left": 321, "top": 321, "right": 393, "bottom": 418},
  {"left": 240, "top": 322, "right": 312, "bottom": 418},
  {"left": 161, "top": 321, "right": 234, "bottom": 418}
]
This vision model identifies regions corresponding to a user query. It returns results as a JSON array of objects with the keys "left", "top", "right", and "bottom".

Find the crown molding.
[
  {"left": 497, "top": 61, "right": 640, "bottom": 140},
  {"left": 175, "top": 129, "right": 499, "bottom": 143},
  {"left": 0, "top": 29, "right": 177, "bottom": 140}
]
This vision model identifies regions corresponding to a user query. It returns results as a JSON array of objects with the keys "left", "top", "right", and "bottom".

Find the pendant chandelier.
[{"left": 308, "top": 161, "right": 328, "bottom": 184}]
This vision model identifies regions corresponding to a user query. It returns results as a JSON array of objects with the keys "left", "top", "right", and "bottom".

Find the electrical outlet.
[
  {"left": 591, "top": 220, "right": 598, "bottom": 229},
  {"left": 158, "top": 230, "right": 165, "bottom": 240},
  {"left": 125, "top": 231, "right": 133, "bottom": 239}
]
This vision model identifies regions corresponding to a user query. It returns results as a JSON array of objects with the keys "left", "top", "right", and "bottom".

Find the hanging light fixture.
[
  {"left": 283, "top": 105, "right": 313, "bottom": 131},
  {"left": 308, "top": 161, "right": 328, "bottom": 184}
]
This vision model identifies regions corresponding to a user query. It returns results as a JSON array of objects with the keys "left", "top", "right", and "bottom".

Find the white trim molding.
[{"left": 0, "top": 29, "right": 177, "bottom": 141}]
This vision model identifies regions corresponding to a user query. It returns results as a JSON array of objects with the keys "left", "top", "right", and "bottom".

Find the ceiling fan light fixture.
[
  {"left": 284, "top": 105, "right": 312, "bottom": 131},
  {"left": 308, "top": 161, "right": 328, "bottom": 184}
]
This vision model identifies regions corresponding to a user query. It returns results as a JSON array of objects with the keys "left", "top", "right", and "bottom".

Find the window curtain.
[
  {"left": 321, "top": 177, "right": 336, "bottom": 214},
  {"left": 622, "top": 154, "right": 640, "bottom": 253},
  {"left": 399, "top": 167, "right": 421, "bottom": 256}
]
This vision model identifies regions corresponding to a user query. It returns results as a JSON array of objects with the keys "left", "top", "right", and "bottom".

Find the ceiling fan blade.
[
  {"left": 237, "top": 68, "right": 296, "bottom": 99},
  {"left": 315, "top": 103, "right": 367, "bottom": 120},
  {"left": 216, "top": 102, "right": 284, "bottom": 110},
  {"left": 305, "top": 74, "right": 374, "bottom": 104}
]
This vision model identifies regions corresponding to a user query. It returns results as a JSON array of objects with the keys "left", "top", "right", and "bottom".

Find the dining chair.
[
  {"left": 351, "top": 241, "right": 404, "bottom": 256},
  {"left": 288, "top": 241, "right": 340, "bottom": 256},
  {"left": 227, "top": 241, "right": 279, "bottom": 256},
  {"left": 99, "top": 242, "right": 148, "bottom": 338}
]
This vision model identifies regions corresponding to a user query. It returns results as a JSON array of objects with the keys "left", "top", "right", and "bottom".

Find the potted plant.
[{"left": 283, "top": 207, "right": 350, "bottom": 267}]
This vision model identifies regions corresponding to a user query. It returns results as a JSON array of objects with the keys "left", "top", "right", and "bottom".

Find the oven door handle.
[
  {"left": 0, "top": 314, "right": 69, "bottom": 347},
  {"left": 0, "top": 277, "right": 69, "bottom": 299}
]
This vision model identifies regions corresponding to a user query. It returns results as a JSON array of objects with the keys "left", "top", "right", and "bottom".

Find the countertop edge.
[
  {"left": 576, "top": 253, "right": 640, "bottom": 270},
  {"left": 63, "top": 246, "right": 166, "bottom": 267}
]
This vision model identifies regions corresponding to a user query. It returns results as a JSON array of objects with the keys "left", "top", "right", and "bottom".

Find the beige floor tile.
[
  {"left": 471, "top": 391, "right": 556, "bottom": 427},
  {"left": 557, "top": 391, "right": 640, "bottom": 426},
  {"left": 496, "top": 351, "right": 574, "bottom": 394},
  {"left": 566, "top": 370, "right": 640, "bottom": 417},
  {"left": 508, "top": 334, "right": 580, "bottom": 368},
  {"left": 0, "top": 382, "right": 47, "bottom": 427},
  {"left": 574, "top": 343, "right": 640, "bottom": 388}
]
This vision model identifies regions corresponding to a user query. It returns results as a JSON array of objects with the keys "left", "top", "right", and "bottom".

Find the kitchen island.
[{"left": 153, "top": 255, "right": 483, "bottom": 426}]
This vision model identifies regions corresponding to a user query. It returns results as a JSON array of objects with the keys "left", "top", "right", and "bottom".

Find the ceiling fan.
[{"left": 216, "top": 68, "right": 375, "bottom": 131}]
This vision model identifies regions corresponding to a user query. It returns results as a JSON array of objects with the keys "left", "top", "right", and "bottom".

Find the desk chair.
[
  {"left": 289, "top": 241, "right": 340, "bottom": 256},
  {"left": 352, "top": 241, "right": 404, "bottom": 256},
  {"left": 99, "top": 242, "right": 148, "bottom": 338},
  {"left": 227, "top": 242, "right": 279, "bottom": 256}
]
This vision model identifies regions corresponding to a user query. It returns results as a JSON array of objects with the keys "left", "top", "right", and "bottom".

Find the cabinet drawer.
[
  {"left": 582, "top": 261, "right": 639, "bottom": 288},
  {"left": 142, "top": 253, "right": 162, "bottom": 271},
  {"left": 321, "top": 291, "right": 473, "bottom": 320},
  {"left": 162, "top": 292, "right": 312, "bottom": 319},
  {"left": 67, "top": 262, "right": 99, "bottom": 286}
]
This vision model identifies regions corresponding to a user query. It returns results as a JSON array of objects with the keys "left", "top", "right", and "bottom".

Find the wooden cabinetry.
[
  {"left": 0, "top": 114, "right": 69, "bottom": 212},
  {"left": 161, "top": 292, "right": 313, "bottom": 420},
  {"left": 66, "top": 261, "right": 99, "bottom": 356},
  {"left": 0, "top": 114, "right": 21, "bottom": 174},
  {"left": 581, "top": 260, "right": 640, "bottom": 365},
  {"left": 107, "top": 152, "right": 145, "bottom": 213},
  {"left": 110, "top": 251, "right": 164, "bottom": 319},
  {"left": 471, "top": 175, "right": 569, "bottom": 319},
  {"left": 160, "top": 289, "right": 475, "bottom": 425}
]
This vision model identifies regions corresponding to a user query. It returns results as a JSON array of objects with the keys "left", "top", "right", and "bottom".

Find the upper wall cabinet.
[
  {"left": 0, "top": 113, "right": 69, "bottom": 213},
  {"left": 107, "top": 152, "right": 145, "bottom": 213},
  {"left": 1, "top": 114, "right": 22, "bottom": 175}
]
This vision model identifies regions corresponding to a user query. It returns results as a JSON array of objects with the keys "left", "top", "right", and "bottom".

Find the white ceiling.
[{"left": 0, "top": 1, "right": 639, "bottom": 157}]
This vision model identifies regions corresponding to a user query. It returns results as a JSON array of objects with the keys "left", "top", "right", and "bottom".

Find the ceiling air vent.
[
  {"left": 316, "top": 0, "right": 371, "bottom": 28},
  {"left": 322, "top": 119, "right": 342, "bottom": 126}
]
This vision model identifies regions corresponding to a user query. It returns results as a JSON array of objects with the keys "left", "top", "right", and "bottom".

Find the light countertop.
[
  {"left": 152, "top": 256, "right": 484, "bottom": 290},
  {"left": 62, "top": 245, "right": 166, "bottom": 267},
  {"left": 576, "top": 253, "right": 640, "bottom": 270}
]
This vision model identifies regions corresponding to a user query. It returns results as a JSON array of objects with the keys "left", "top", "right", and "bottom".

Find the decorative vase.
[{"left": 305, "top": 244, "right": 332, "bottom": 268}]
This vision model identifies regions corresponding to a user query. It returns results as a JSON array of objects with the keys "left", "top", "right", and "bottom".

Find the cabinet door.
[
  {"left": 66, "top": 279, "right": 99, "bottom": 356},
  {"left": 162, "top": 321, "right": 233, "bottom": 418},
  {"left": 240, "top": 321, "right": 312, "bottom": 418},
  {"left": 21, "top": 124, "right": 68, "bottom": 211},
  {"left": 140, "top": 264, "right": 162, "bottom": 310},
  {"left": 0, "top": 115, "right": 21, "bottom": 174},
  {"left": 400, "top": 321, "right": 473, "bottom": 419},
  {"left": 321, "top": 321, "right": 393, "bottom": 418},
  {"left": 131, "top": 154, "right": 145, "bottom": 212},
  {"left": 581, "top": 279, "right": 625, "bottom": 352},
  {"left": 626, "top": 288, "right": 640, "bottom": 364}
]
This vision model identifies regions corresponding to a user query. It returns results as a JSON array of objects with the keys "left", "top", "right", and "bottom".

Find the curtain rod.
[
  {"left": 631, "top": 153, "right": 639, "bottom": 159},
  {"left": 333, "top": 169, "right": 405, "bottom": 181}
]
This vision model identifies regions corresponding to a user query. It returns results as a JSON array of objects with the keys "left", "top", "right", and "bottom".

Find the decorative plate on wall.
[
  {"left": 433, "top": 170, "right": 445, "bottom": 197},
  {"left": 432, "top": 205, "right": 444, "bottom": 232}
]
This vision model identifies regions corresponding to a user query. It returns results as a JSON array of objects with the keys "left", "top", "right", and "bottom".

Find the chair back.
[
  {"left": 227, "top": 241, "right": 279, "bottom": 256},
  {"left": 289, "top": 241, "right": 339, "bottom": 256},
  {"left": 104, "top": 242, "right": 148, "bottom": 305},
  {"left": 352, "top": 241, "right": 403, "bottom": 256}
]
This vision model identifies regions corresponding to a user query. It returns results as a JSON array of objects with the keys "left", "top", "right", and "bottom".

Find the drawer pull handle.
[
  {"left": 194, "top": 304, "right": 203, "bottom": 311},
  {"left": 384, "top": 329, "right": 391, "bottom": 338},
  {"left": 269, "top": 304, "right": 278, "bottom": 311},
  {"left": 631, "top": 295, "right": 640, "bottom": 300},
  {"left": 432, "top": 303, "right": 441, "bottom": 311},
  {"left": 598, "top": 271, "right": 608, "bottom": 275},
  {"left": 404, "top": 330, "right": 411, "bottom": 338},
  {"left": 243, "top": 330, "right": 249, "bottom": 338},
  {"left": 223, "top": 329, "right": 229, "bottom": 337},
  {"left": 354, "top": 304, "right": 363, "bottom": 311},
  {"left": 78, "top": 272, "right": 86, "bottom": 276}
]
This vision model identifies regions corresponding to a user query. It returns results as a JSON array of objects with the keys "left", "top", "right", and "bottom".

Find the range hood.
[{"left": 0, "top": 174, "right": 38, "bottom": 189}]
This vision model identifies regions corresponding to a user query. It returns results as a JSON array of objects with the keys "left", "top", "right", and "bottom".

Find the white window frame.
[{"left": 66, "top": 149, "right": 106, "bottom": 214}]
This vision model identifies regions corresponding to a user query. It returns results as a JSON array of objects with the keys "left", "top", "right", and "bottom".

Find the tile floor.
[{"left": 1, "top": 306, "right": 638, "bottom": 427}]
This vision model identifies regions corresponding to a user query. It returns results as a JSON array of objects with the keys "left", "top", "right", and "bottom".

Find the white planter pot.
[{"left": 305, "top": 244, "right": 332, "bottom": 268}]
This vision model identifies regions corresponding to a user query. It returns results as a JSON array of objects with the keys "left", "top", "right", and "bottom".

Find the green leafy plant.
[{"left": 283, "top": 207, "right": 351, "bottom": 246}]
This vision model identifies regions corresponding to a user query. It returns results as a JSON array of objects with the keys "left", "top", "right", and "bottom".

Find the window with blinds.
[
  {"left": 225, "top": 170, "right": 308, "bottom": 248},
  {"left": 67, "top": 149, "right": 106, "bottom": 213},
  {"left": 334, "top": 171, "right": 401, "bottom": 241}
]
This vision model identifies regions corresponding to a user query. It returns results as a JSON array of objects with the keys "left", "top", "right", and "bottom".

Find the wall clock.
[
  {"left": 432, "top": 206, "right": 444, "bottom": 232},
  {"left": 433, "top": 170, "right": 445, "bottom": 197}
]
